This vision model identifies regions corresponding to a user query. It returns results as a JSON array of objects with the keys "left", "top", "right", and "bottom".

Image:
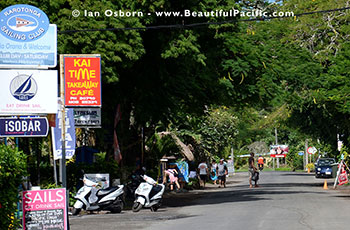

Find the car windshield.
[{"left": 318, "top": 159, "right": 335, "bottom": 166}]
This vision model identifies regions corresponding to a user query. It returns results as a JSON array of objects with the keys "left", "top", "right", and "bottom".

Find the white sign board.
[
  {"left": 0, "top": 25, "right": 57, "bottom": 68},
  {"left": 74, "top": 108, "right": 101, "bottom": 127},
  {"left": 0, "top": 70, "right": 58, "bottom": 114}
]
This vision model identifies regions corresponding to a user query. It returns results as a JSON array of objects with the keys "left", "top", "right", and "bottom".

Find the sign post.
[{"left": 59, "top": 55, "right": 67, "bottom": 189}]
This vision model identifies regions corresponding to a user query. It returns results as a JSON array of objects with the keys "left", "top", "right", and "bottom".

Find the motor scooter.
[
  {"left": 258, "top": 163, "right": 264, "bottom": 171},
  {"left": 132, "top": 175, "right": 165, "bottom": 212},
  {"left": 72, "top": 175, "right": 124, "bottom": 215}
]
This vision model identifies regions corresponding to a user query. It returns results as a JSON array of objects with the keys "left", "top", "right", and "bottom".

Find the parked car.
[{"left": 315, "top": 158, "right": 337, "bottom": 178}]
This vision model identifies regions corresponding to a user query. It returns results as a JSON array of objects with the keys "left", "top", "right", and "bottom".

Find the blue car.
[{"left": 315, "top": 158, "right": 337, "bottom": 178}]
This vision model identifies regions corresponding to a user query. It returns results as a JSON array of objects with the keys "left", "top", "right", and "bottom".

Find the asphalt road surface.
[{"left": 69, "top": 171, "right": 350, "bottom": 230}]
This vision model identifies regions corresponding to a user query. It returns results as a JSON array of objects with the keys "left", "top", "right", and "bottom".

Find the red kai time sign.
[{"left": 64, "top": 55, "right": 101, "bottom": 106}]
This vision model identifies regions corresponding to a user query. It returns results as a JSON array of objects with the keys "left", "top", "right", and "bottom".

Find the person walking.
[
  {"left": 210, "top": 160, "right": 218, "bottom": 185},
  {"left": 198, "top": 160, "right": 208, "bottom": 188},
  {"left": 217, "top": 159, "right": 228, "bottom": 188},
  {"left": 248, "top": 152, "right": 259, "bottom": 188}
]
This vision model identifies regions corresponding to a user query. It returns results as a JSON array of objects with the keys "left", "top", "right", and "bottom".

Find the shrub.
[
  {"left": 0, "top": 144, "right": 27, "bottom": 229},
  {"left": 306, "top": 163, "right": 315, "bottom": 172}
]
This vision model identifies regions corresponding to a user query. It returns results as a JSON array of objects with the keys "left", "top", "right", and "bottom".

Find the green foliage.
[
  {"left": 0, "top": 145, "right": 27, "bottom": 229},
  {"left": 306, "top": 163, "right": 315, "bottom": 171},
  {"left": 199, "top": 106, "right": 238, "bottom": 158}
]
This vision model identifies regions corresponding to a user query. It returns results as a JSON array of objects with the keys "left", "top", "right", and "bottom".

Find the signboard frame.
[
  {"left": 270, "top": 144, "right": 289, "bottom": 158},
  {"left": 0, "top": 117, "right": 48, "bottom": 137},
  {"left": 0, "top": 69, "right": 58, "bottom": 115},
  {"left": 22, "top": 188, "right": 67, "bottom": 230},
  {"left": 63, "top": 54, "right": 102, "bottom": 107},
  {"left": 0, "top": 24, "right": 57, "bottom": 69},
  {"left": 74, "top": 107, "right": 101, "bottom": 127}
]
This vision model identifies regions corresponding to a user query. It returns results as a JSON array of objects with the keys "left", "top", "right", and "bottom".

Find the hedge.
[{"left": 0, "top": 144, "right": 27, "bottom": 229}]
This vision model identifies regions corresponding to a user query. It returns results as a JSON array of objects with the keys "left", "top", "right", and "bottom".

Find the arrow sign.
[{"left": 298, "top": 152, "right": 304, "bottom": 156}]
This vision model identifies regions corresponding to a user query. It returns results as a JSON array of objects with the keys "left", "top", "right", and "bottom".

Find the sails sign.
[{"left": 0, "top": 70, "right": 57, "bottom": 114}]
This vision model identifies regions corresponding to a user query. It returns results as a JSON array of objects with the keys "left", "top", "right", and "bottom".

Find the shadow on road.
[
  {"left": 280, "top": 173, "right": 316, "bottom": 177},
  {"left": 163, "top": 184, "right": 325, "bottom": 208}
]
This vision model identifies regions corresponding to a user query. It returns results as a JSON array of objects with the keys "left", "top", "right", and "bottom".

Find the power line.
[{"left": 58, "top": 6, "right": 350, "bottom": 34}]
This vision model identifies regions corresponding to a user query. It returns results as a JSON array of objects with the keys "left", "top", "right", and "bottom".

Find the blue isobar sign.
[
  {"left": 0, "top": 117, "right": 49, "bottom": 137},
  {"left": 0, "top": 4, "right": 49, "bottom": 42}
]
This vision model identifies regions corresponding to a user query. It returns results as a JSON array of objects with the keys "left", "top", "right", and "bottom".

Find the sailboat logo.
[{"left": 10, "top": 74, "right": 38, "bottom": 101}]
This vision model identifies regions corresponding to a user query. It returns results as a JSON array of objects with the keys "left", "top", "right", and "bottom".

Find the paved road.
[{"left": 69, "top": 171, "right": 350, "bottom": 230}]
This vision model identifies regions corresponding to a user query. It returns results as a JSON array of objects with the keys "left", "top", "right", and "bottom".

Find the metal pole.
[
  {"left": 275, "top": 128, "right": 279, "bottom": 168},
  {"left": 59, "top": 54, "right": 67, "bottom": 188},
  {"left": 333, "top": 160, "right": 342, "bottom": 189},
  {"left": 305, "top": 139, "right": 309, "bottom": 171},
  {"left": 231, "top": 147, "right": 235, "bottom": 175},
  {"left": 53, "top": 159, "right": 58, "bottom": 186}
]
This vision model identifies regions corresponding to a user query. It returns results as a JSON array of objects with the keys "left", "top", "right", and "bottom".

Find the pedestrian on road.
[
  {"left": 163, "top": 165, "right": 181, "bottom": 192},
  {"left": 248, "top": 152, "right": 259, "bottom": 188},
  {"left": 210, "top": 160, "right": 218, "bottom": 185},
  {"left": 198, "top": 160, "right": 209, "bottom": 188},
  {"left": 217, "top": 159, "right": 228, "bottom": 188},
  {"left": 258, "top": 155, "right": 264, "bottom": 171}
]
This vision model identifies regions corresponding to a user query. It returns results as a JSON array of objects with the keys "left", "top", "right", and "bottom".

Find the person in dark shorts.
[
  {"left": 198, "top": 160, "right": 208, "bottom": 188},
  {"left": 217, "top": 159, "right": 228, "bottom": 188}
]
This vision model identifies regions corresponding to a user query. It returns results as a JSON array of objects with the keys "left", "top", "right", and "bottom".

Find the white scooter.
[
  {"left": 132, "top": 175, "right": 165, "bottom": 212},
  {"left": 72, "top": 175, "right": 124, "bottom": 215}
]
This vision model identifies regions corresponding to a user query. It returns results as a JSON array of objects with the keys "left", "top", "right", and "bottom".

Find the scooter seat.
[{"left": 97, "top": 186, "right": 119, "bottom": 196}]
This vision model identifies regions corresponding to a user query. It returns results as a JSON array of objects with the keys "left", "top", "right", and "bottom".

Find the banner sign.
[
  {"left": 64, "top": 55, "right": 101, "bottom": 107},
  {"left": 0, "top": 117, "right": 48, "bottom": 137},
  {"left": 74, "top": 108, "right": 101, "bottom": 127},
  {"left": 338, "top": 164, "right": 349, "bottom": 186},
  {"left": 52, "top": 108, "right": 76, "bottom": 160},
  {"left": 0, "top": 25, "right": 57, "bottom": 68},
  {"left": 0, "top": 70, "right": 58, "bottom": 115},
  {"left": 270, "top": 145, "right": 289, "bottom": 158},
  {"left": 23, "top": 188, "right": 67, "bottom": 230},
  {"left": 174, "top": 161, "right": 189, "bottom": 183}
]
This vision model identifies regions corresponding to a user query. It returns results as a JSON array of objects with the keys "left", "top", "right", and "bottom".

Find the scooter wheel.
[
  {"left": 72, "top": 208, "right": 81, "bottom": 215},
  {"left": 132, "top": 202, "right": 142, "bottom": 212},
  {"left": 150, "top": 205, "right": 159, "bottom": 212}
]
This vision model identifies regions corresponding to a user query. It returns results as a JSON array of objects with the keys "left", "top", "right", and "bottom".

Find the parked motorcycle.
[
  {"left": 125, "top": 169, "right": 145, "bottom": 201},
  {"left": 72, "top": 175, "right": 124, "bottom": 215},
  {"left": 258, "top": 163, "right": 264, "bottom": 171},
  {"left": 132, "top": 175, "right": 165, "bottom": 212}
]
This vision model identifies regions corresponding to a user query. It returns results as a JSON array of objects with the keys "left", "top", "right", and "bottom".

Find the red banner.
[
  {"left": 338, "top": 165, "right": 348, "bottom": 186},
  {"left": 270, "top": 154, "right": 286, "bottom": 158},
  {"left": 64, "top": 56, "right": 101, "bottom": 106}
]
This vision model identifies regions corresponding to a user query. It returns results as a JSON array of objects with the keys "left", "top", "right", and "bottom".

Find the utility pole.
[
  {"left": 275, "top": 128, "right": 279, "bottom": 168},
  {"left": 305, "top": 139, "right": 309, "bottom": 171},
  {"left": 59, "top": 54, "right": 67, "bottom": 188}
]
